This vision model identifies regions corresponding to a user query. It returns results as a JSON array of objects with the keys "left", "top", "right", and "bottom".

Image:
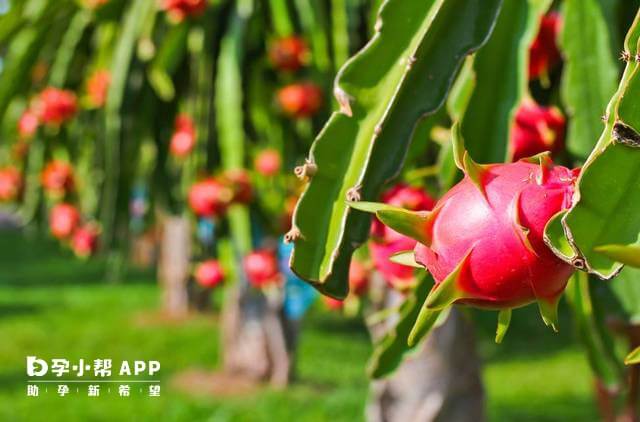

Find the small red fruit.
[
  {"left": 86, "top": 70, "right": 111, "bottom": 108},
  {"left": 323, "top": 296, "right": 344, "bottom": 311},
  {"left": 511, "top": 100, "right": 565, "bottom": 161},
  {"left": 243, "top": 250, "right": 281, "bottom": 288},
  {"left": 194, "top": 260, "right": 225, "bottom": 288},
  {"left": 529, "top": 12, "right": 561, "bottom": 80},
  {"left": 221, "top": 169, "right": 253, "bottom": 204},
  {"left": 277, "top": 83, "right": 323, "bottom": 118},
  {"left": 0, "top": 166, "right": 22, "bottom": 202},
  {"left": 169, "top": 114, "right": 196, "bottom": 158},
  {"left": 36, "top": 87, "right": 77, "bottom": 126},
  {"left": 369, "top": 184, "right": 436, "bottom": 290},
  {"left": 162, "top": 0, "right": 207, "bottom": 22},
  {"left": 18, "top": 109, "right": 39, "bottom": 139},
  {"left": 188, "top": 178, "right": 233, "bottom": 218},
  {"left": 71, "top": 223, "right": 100, "bottom": 258},
  {"left": 50, "top": 203, "right": 80, "bottom": 240},
  {"left": 42, "top": 161, "right": 75, "bottom": 196},
  {"left": 254, "top": 149, "right": 281, "bottom": 176},
  {"left": 269, "top": 36, "right": 310, "bottom": 72},
  {"left": 349, "top": 259, "right": 369, "bottom": 296}
]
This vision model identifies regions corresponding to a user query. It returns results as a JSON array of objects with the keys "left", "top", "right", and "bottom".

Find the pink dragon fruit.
[
  {"left": 188, "top": 178, "right": 233, "bottom": 218},
  {"left": 510, "top": 100, "right": 565, "bottom": 161},
  {"left": 369, "top": 184, "right": 435, "bottom": 291},
  {"left": 71, "top": 223, "right": 100, "bottom": 258},
  {"left": 353, "top": 141, "right": 578, "bottom": 333},
  {"left": 243, "top": 249, "right": 281, "bottom": 288},
  {"left": 194, "top": 259, "right": 225, "bottom": 288},
  {"left": 169, "top": 114, "right": 196, "bottom": 158},
  {"left": 50, "top": 203, "right": 80, "bottom": 240},
  {"left": 529, "top": 12, "right": 561, "bottom": 81},
  {"left": 348, "top": 259, "right": 370, "bottom": 296}
]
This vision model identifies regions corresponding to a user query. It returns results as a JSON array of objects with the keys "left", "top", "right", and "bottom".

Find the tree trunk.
[
  {"left": 221, "top": 284, "right": 292, "bottom": 387},
  {"left": 158, "top": 215, "right": 191, "bottom": 318},
  {"left": 367, "top": 281, "right": 485, "bottom": 422}
]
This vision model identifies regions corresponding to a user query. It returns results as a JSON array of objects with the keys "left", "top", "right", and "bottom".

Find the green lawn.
[{"left": 0, "top": 230, "right": 598, "bottom": 421}]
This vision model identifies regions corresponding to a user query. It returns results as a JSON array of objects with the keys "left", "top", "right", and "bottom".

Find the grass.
[{"left": 0, "top": 229, "right": 599, "bottom": 421}]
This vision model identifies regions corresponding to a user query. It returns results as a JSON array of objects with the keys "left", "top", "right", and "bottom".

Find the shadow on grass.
[
  {"left": 0, "top": 229, "right": 154, "bottom": 288},
  {"left": 489, "top": 394, "right": 598, "bottom": 422},
  {"left": 0, "top": 302, "right": 42, "bottom": 318}
]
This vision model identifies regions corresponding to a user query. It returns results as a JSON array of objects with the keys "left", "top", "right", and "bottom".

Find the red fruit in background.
[
  {"left": 0, "top": 167, "right": 22, "bottom": 202},
  {"left": 162, "top": 0, "right": 206, "bottom": 22},
  {"left": 42, "top": 161, "right": 75, "bottom": 196},
  {"left": 369, "top": 184, "right": 436, "bottom": 290},
  {"left": 221, "top": 169, "right": 253, "bottom": 204},
  {"left": 82, "top": 0, "right": 109, "bottom": 9},
  {"left": 511, "top": 100, "right": 565, "bottom": 161},
  {"left": 36, "top": 87, "right": 77, "bottom": 126},
  {"left": 413, "top": 159, "right": 577, "bottom": 314},
  {"left": 323, "top": 296, "right": 344, "bottom": 311},
  {"left": 71, "top": 223, "right": 100, "bottom": 258},
  {"left": 349, "top": 259, "right": 369, "bottom": 296},
  {"left": 269, "top": 36, "right": 310, "bottom": 72},
  {"left": 18, "top": 109, "right": 39, "bottom": 139},
  {"left": 529, "top": 12, "right": 561, "bottom": 80},
  {"left": 188, "top": 178, "right": 233, "bottom": 218},
  {"left": 169, "top": 114, "right": 196, "bottom": 158},
  {"left": 243, "top": 250, "right": 281, "bottom": 288},
  {"left": 49, "top": 203, "right": 80, "bottom": 239},
  {"left": 194, "top": 260, "right": 225, "bottom": 288},
  {"left": 254, "top": 149, "right": 281, "bottom": 176},
  {"left": 86, "top": 70, "right": 111, "bottom": 108},
  {"left": 277, "top": 83, "right": 323, "bottom": 118}
]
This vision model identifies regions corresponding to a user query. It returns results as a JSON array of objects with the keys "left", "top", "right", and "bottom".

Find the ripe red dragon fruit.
[
  {"left": 188, "top": 178, "right": 233, "bottom": 218},
  {"left": 162, "top": 0, "right": 206, "bottom": 23},
  {"left": 243, "top": 249, "right": 281, "bottom": 288},
  {"left": 18, "top": 109, "right": 39, "bottom": 139},
  {"left": 254, "top": 149, "right": 281, "bottom": 176},
  {"left": 277, "top": 83, "right": 323, "bottom": 118},
  {"left": 194, "top": 260, "right": 225, "bottom": 288},
  {"left": 169, "top": 114, "right": 196, "bottom": 158},
  {"left": 349, "top": 259, "right": 370, "bottom": 296},
  {"left": 42, "top": 160, "right": 75, "bottom": 196},
  {"left": 353, "top": 143, "right": 578, "bottom": 334},
  {"left": 50, "top": 203, "right": 80, "bottom": 240},
  {"left": 35, "top": 87, "right": 78, "bottom": 126},
  {"left": 86, "top": 69, "right": 111, "bottom": 108},
  {"left": 269, "top": 36, "right": 310, "bottom": 72},
  {"left": 71, "top": 223, "right": 100, "bottom": 258},
  {"left": 0, "top": 166, "right": 22, "bottom": 202},
  {"left": 369, "top": 184, "right": 436, "bottom": 291},
  {"left": 529, "top": 12, "right": 561, "bottom": 80},
  {"left": 511, "top": 100, "right": 565, "bottom": 161},
  {"left": 221, "top": 169, "right": 253, "bottom": 204}
]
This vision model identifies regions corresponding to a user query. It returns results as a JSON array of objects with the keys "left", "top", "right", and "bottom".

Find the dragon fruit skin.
[{"left": 414, "top": 160, "right": 577, "bottom": 311}]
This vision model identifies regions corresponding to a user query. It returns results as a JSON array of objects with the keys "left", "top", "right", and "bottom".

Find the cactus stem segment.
[
  {"left": 425, "top": 248, "right": 475, "bottom": 310},
  {"left": 495, "top": 308, "right": 512, "bottom": 343}
]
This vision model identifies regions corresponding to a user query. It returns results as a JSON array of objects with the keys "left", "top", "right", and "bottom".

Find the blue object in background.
[
  {"left": 279, "top": 239, "right": 317, "bottom": 320},
  {"left": 197, "top": 218, "right": 216, "bottom": 246}
]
